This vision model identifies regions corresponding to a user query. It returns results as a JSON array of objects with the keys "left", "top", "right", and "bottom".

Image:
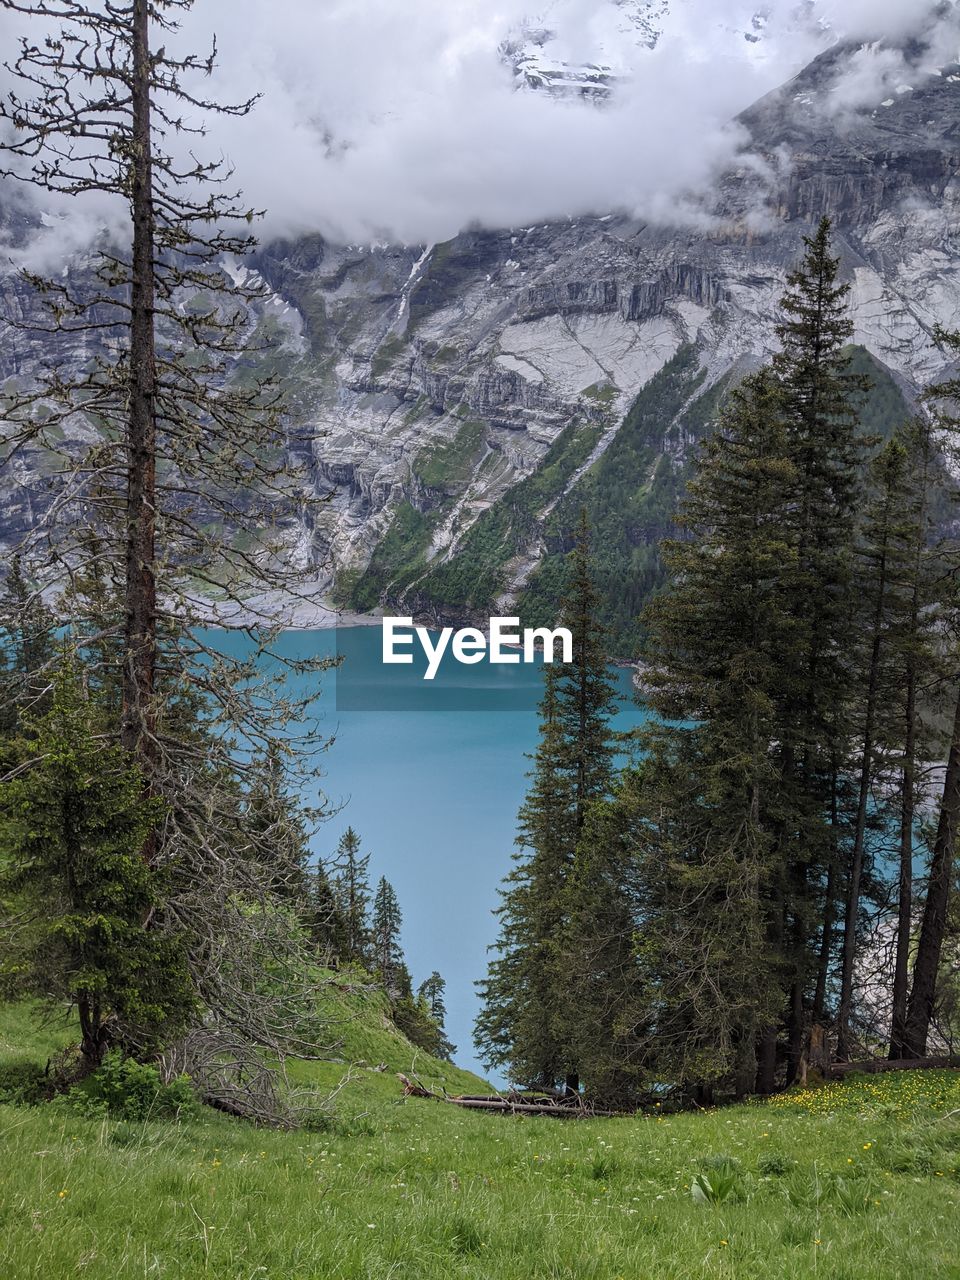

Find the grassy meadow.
[{"left": 1, "top": 1002, "right": 959, "bottom": 1279}]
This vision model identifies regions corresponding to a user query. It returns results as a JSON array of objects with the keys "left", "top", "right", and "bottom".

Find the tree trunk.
[
  {"left": 755, "top": 1024, "right": 778, "bottom": 1094},
  {"left": 813, "top": 765, "right": 840, "bottom": 1020},
  {"left": 837, "top": 532, "right": 889, "bottom": 1059},
  {"left": 734, "top": 1032, "right": 758, "bottom": 1100},
  {"left": 889, "top": 512, "right": 925, "bottom": 1056},
  {"left": 901, "top": 680, "right": 960, "bottom": 1056},
  {"left": 78, "top": 993, "right": 109, "bottom": 1072},
  {"left": 785, "top": 974, "right": 804, "bottom": 1086},
  {"left": 121, "top": 0, "right": 159, "bottom": 841},
  {"left": 889, "top": 638, "right": 917, "bottom": 1058},
  {"left": 807, "top": 1023, "right": 831, "bottom": 1078},
  {"left": 785, "top": 819, "right": 809, "bottom": 1088}
]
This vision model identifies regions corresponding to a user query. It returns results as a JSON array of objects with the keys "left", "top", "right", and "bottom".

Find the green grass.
[
  {"left": 282, "top": 976, "right": 488, "bottom": 1102},
  {"left": 370, "top": 334, "right": 408, "bottom": 382},
  {"left": 413, "top": 419, "right": 486, "bottom": 494},
  {"left": 412, "top": 417, "right": 603, "bottom": 612},
  {"left": 1, "top": 1002, "right": 959, "bottom": 1278},
  {"left": 581, "top": 380, "right": 618, "bottom": 409},
  {"left": 0, "top": 1002, "right": 76, "bottom": 1069},
  {"left": 344, "top": 500, "right": 439, "bottom": 611}
]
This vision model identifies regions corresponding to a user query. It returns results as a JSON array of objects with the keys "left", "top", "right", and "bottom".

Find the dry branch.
[
  {"left": 395, "top": 1074, "right": 619, "bottom": 1118},
  {"left": 826, "top": 1056, "right": 960, "bottom": 1078}
]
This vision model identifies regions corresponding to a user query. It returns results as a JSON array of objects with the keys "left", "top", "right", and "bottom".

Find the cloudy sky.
[{"left": 2, "top": 0, "right": 957, "bottom": 249}]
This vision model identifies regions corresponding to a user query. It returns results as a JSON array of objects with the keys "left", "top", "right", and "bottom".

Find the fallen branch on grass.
[
  {"left": 396, "top": 1074, "right": 619, "bottom": 1117},
  {"left": 826, "top": 1056, "right": 960, "bottom": 1078}
]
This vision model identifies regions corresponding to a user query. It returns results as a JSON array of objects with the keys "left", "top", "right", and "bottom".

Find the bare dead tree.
[{"left": 0, "top": 0, "right": 341, "bottom": 1116}]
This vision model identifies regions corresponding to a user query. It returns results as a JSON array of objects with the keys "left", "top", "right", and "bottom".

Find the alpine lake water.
[{"left": 211, "top": 623, "right": 650, "bottom": 1080}]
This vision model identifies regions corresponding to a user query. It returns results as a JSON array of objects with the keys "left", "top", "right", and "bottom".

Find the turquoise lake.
[{"left": 215, "top": 624, "right": 649, "bottom": 1082}]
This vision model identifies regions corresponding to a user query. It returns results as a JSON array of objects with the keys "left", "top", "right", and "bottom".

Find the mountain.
[
  {"left": 2, "top": 31, "right": 958, "bottom": 653},
  {"left": 498, "top": 1, "right": 668, "bottom": 99},
  {"left": 256, "top": 36, "right": 957, "bottom": 649},
  {"left": 497, "top": 2, "right": 831, "bottom": 101}
]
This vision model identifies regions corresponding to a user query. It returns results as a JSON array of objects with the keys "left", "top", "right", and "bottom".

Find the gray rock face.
[
  {"left": 3, "top": 35, "right": 959, "bottom": 617},
  {"left": 257, "top": 41, "right": 960, "bottom": 603}
]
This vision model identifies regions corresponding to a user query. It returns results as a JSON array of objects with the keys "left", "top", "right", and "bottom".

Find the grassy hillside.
[
  {"left": 282, "top": 975, "right": 489, "bottom": 1101},
  {"left": 1, "top": 1006, "right": 959, "bottom": 1278},
  {"left": 0, "top": 980, "right": 486, "bottom": 1114}
]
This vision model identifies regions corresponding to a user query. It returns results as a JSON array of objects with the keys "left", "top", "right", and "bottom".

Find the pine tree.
[
  {"left": 474, "top": 669, "right": 572, "bottom": 1086},
  {"left": 476, "top": 512, "right": 617, "bottom": 1090},
  {"left": 888, "top": 416, "right": 942, "bottom": 1056},
  {"left": 835, "top": 438, "right": 913, "bottom": 1058},
  {"left": 244, "top": 745, "right": 311, "bottom": 903},
  {"left": 556, "top": 510, "right": 620, "bottom": 832},
  {"left": 0, "top": 555, "right": 54, "bottom": 735},
  {"left": 417, "top": 972, "right": 456, "bottom": 1060},
  {"left": 370, "top": 877, "right": 405, "bottom": 998},
  {"left": 770, "top": 216, "right": 868, "bottom": 1082},
  {"left": 0, "top": 0, "right": 339, "bottom": 1117},
  {"left": 556, "top": 768, "right": 648, "bottom": 1104},
  {"left": 1, "top": 0, "right": 263, "bottom": 796},
  {"left": 635, "top": 369, "right": 798, "bottom": 1096},
  {"left": 306, "top": 862, "right": 348, "bottom": 966},
  {"left": 332, "top": 828, "right": 372, "bottom": 966},
  {"left": 0, "top": 662, "right": 194, "bottom": 1069}
]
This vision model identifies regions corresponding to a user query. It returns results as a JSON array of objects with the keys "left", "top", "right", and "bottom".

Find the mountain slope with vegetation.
[
  {"left": 520, "top": 343, "right": 915, "bottom": 654},
  {"left": 3, "top": 33, "right": 959, "bottom": 637},
  {"left": 0, "top": 989, "right": 486, "bottom": 1117}
]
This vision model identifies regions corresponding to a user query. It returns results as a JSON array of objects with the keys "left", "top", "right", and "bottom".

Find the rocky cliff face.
[
  {"left": 3, "top": 38, "right": 959, "bottom": 647},
  {"left": 244, "top": 41, "right": 960, "bottom": 632}
]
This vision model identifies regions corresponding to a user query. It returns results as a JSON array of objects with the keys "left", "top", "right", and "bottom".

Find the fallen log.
[
  {"left": 396, "top": 1074, "right": 618, "bottom": 1117},
  {"left": 826, "top": 1056, "right": 960, "bottom": 1078}
]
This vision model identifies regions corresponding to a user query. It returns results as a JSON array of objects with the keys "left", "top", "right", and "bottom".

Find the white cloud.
[
  {"left": 0, "top": 0, "right": 956, "bottom": 252},
  {"left": 814, "top": 5, "right": 960, "bottom": 118},
  {"left": 159, "top": 0, "right": 806, "bottom": 244},
  {"left": 816, "top": 0, "right": 946, "bottom": 41}
]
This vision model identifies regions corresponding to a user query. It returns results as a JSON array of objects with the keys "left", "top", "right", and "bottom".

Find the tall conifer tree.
[
  {"left": 835, "top": 439, "right": 911, "bottom": 1058},
  {"left": 370, "top": 876, "right": 405, "bottom": 998},
  {"left": 888, "top": 416, "right": 942, "bottom": 1056},
  {"left": 417, "top": 972, "right": 456, "bottom": 1060},
  {"left": 636, "top": 370, "right": 798, "bottom": 1095},
  {"left": 556, "top": 767, "right": 648, "bottom": 1104},
  {"left": 476, "top": 513, "right": 617, "bottom": 1090},
  {"left": 0, "top": 0, "right": 340, "bottom": 1111},
  {"left": 332, "top": 828, "right": 372, "bottom": 966},
  {"left": 770, "top": 216, "right": 867, "bottom": 1081},
  {"left": 306, "top": 863, "right": 348, "bottom": 966}
]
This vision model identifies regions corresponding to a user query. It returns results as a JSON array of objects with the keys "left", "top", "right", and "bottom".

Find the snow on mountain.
[{"left": 498, "top": 1, "right": 832, "bottom": 101}]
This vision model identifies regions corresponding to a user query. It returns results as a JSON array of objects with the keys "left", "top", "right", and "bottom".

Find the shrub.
[
  {"left": 0, "top": 1060, "right": 48, "bottom": 1105},
  {"left": 65, "top": 1051, "right": 198, "bottom": 1121},
  {"left": 758, "top": 1151, "right": 794, "bottom": 1177}
]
